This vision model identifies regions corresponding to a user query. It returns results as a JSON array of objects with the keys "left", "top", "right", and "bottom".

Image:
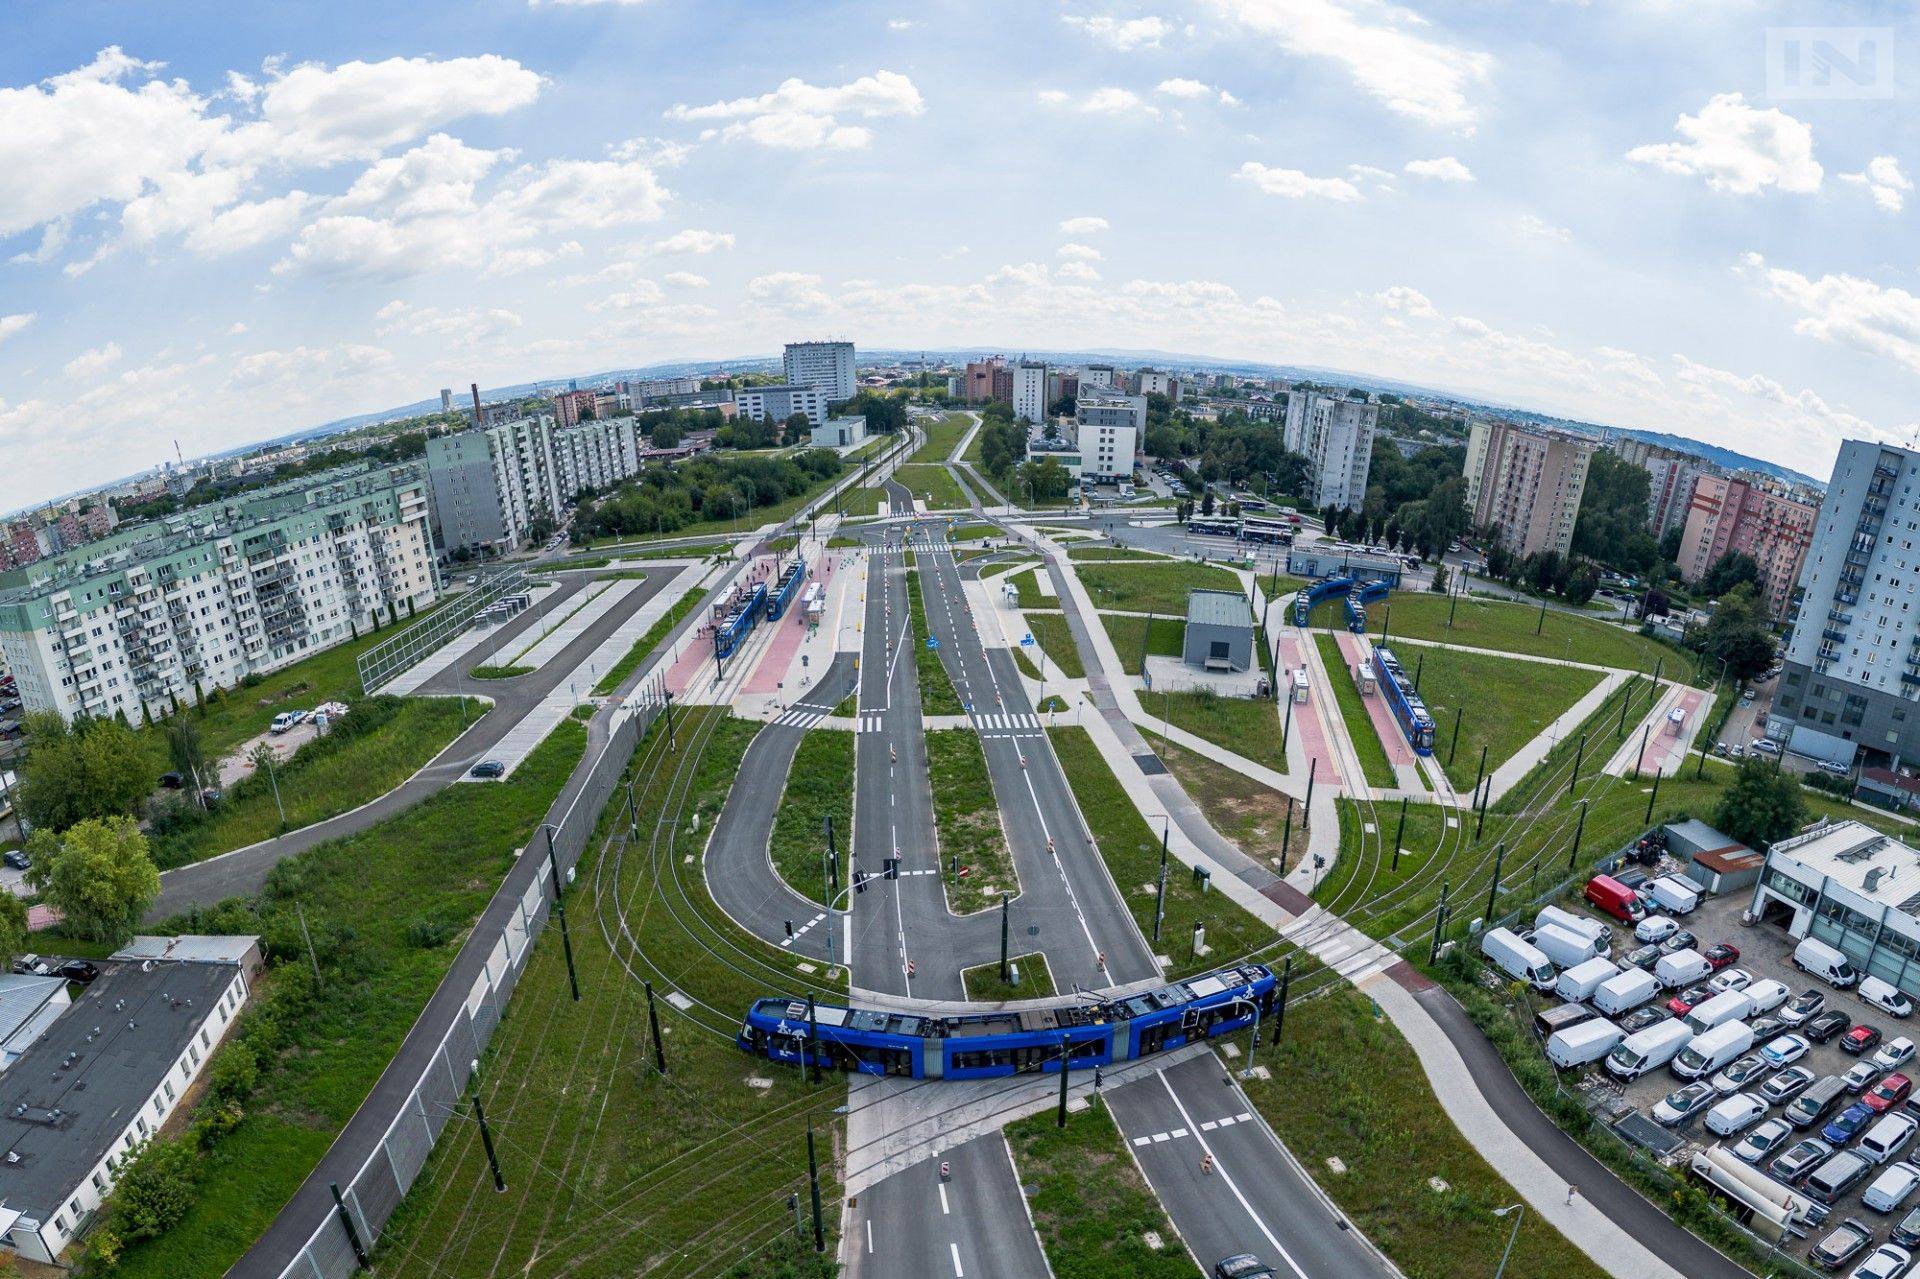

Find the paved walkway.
[
  {"left": 383, "top": 582, "right": 564, "bottom": 694},
  {"left": 1606, "top": 682, "right": 1707, "bottom": 778},
  {"left": 1480, "top": 669, "right": 1629, "bottom": 803},
  {"left": 1331, "top": 629, "right": 1424, "bottom": 791},
  {"left": 511, "top": 579, "right": 642, "bottom": 670}
]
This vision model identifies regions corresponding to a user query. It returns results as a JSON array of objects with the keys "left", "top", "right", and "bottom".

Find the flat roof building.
[
  {"left": 1182, "top": 589, "right": 1256, "bottom": 673},
  {"left": 733, "top": 384, "right": 827, "bottom": 428},
  {"left": 782, "top": 341, "right": 856, "bottom": 403},
  {"left": 1283, "top": 390, "right": 1377, "bottom": 512},
  {"left": 1749, "top": 821, "right": 1920, "bottom": 1003}
]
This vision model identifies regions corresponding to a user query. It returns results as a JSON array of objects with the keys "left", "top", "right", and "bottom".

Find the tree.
[
  {"left": 1713, "top": 757, "right": 1807, "bottom": 850},
  {"left": 0, "top": 894, "right": 26, "bottom": 974},
  {"left": 15, "top": 713, "right": 155, "bottom": 833},
  {"left": 781, "top": 412, "right": 813, "bottom": 446},
  {"left": 1201, "top": 488, "right": 1215, "bottom": 516},
  {"left": 24, "top": 816, "right": 160, "bottom": 945},
  {"left": 1699, "top": 583, "right": 1777, "bottom": 681},
  {"left": 106, "top": 1136, "right": 201, "bottom": 1241},
  {"left": 167, "top": 720, "right": 209, "bottom": 809},
  {"left": 1702, "top": 551, "right": 1762, "bottom": 598},
  {"left": 649, "top": 418, "right": 683, "bottom": 449},
  {"left": 1429, "top": 564, "right": 1450, "bottom": 594},
  {"left": 1571, "top": 451, "right": 1657, "bottom": 572}
]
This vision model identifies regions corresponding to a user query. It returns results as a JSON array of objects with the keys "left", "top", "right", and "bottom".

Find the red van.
[{"left": 1585, "top": 874, "right": 1646, "bottom": 924}]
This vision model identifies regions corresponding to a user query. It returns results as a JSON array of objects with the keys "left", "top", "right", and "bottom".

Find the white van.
[
  {"left": 1647, "top": 876, "right": 1701, "bottom": 916},
  {"left": 1533, "top": 923, "right": 1605, "bottom": 969},
  {"left": 1744, "top": 979, "right": 1791, "bottom": 1016},
  {"left": 1795, "top": 937, "right": 1861, "bottom": 988},
  {"left": 1556, "top": 957, "right": 1621, "bottom": 1005},
  {"left": 1593, "top": 968, "right": 1660, "bottom": 1017},
  {"left": 1607, "top": 1019, "right": 1694, "bottom": 1081},
  {"left": 1546, "top": 1018, "right": 1625, "bottom": 1069},
  {"left": 1537, "top": 906, "right": 1612, "bottom": 957},
  {"left": 1685, "top": 990, "right": 1756, "bottom": 1036},
  {"left": 1862, "top": 976, "right": 1916, "bottom": 1019},
  {"left": 1482, "top": 928, "right": 1556, "bottom": 991},
  {"left": 1657, "top": 948, "right": 1714, "bottom": 990},
  {"left": 1861, "top": 1114, "right": 1920, "bottom": 1166},
  {"left": 1672, "top": 1021, "right": 1759, "bottom": 1080}
]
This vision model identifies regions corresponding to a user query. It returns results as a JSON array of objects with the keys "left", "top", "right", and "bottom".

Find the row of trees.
[{"left": 574, "top": 449, "right": 844, "bottom": 542}]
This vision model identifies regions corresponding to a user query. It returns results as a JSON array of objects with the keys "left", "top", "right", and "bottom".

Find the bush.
[
  {"left": 108, "top": 1137, "right": 201, "bottom": 1241},
  {"left": 404, "top": 915, "right": 459, "bottom": 949},
  {"left": 204, "top": 1041, "right": 259, "bottom": 1106}
]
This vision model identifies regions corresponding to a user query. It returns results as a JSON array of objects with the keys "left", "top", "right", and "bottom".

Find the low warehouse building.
[
  {"left": 1182, "top": 589, "right": 1256, "bottom": 673},
  {"left": 1749, "top": 821, "right": 1920, "bottom": 1001},
  {"left": 1666, "top": 819, "right": 1763, "bottom": 894}
]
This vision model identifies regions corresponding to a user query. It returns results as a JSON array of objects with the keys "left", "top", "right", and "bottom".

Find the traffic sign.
[
  {"left": 927, "top": 637, "right": 938, "bottom": 649},
  {"left": 1020, "top": 633, "right": 1034, "bottom": 646}
]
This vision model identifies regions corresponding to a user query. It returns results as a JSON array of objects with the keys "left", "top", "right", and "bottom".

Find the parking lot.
[{"left": 1537, "top": 883, "right": 1920, "bottom": 1268}]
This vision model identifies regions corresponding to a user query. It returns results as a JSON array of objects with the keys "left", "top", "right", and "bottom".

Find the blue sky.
[{"left": 1, "top": 0, "right": 1916, "bottom": 509}]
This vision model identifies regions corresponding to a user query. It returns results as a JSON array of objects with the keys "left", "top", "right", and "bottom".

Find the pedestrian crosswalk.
[
  {"left": 972, "top": 712, "right": 1040, "bottom": 732},
  {"left": 774, "top": 705, "right": 834, "bottom": 729},
  {"left": 1130, "top": 1112, "right": 1254, "bottom": 1147},
  {"left": 856, "top": 714, "right": 886, "bottom": 733}
]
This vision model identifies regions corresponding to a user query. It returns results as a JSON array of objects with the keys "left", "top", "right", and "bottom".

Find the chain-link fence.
[{"left": 357, "top": 568, "right": 531, "bottom": 693}]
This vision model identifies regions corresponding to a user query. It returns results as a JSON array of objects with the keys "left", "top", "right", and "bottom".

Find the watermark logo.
[{"left": 1768, "top": 27, "right": 1897, "bottom": 99}]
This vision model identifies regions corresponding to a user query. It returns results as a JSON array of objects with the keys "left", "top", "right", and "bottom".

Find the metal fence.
[{"left": 356, "top": 568, "right": 531, "bottom": 693}]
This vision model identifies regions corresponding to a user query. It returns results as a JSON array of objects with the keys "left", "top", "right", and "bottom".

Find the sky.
[{"left": 1, "top": 0, "right": 1917, "bottom": 510}]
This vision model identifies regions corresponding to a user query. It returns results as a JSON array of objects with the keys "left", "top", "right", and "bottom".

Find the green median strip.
[
  {"left": 1021, "top": 611, "right": 1085, "bottom": 679},
  {"left": 962, "top": 952, "right": 1056, "bottom": 1001},
  {"left": 1312, "top": 632, "right": 1397, "bottom": 789},
  {"left": 928, "top": 727, "right": 1015, "bottom": 913},
  {"left": 907, "top": 569, "right": 964, "bottom": 714},
  {"left": 590, "top": 589, "right": 704, "bottom": 696},
  {"left": 469, "top": 664, "right": 532, "bottom": 679},
  {"left": 769, "top": 729, "right": 855, "bottom": 907}
]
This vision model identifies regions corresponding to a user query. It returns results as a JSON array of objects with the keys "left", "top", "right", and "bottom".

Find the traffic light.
[{"left": 883, "top": 858, "right": 899, "bottom": 881}]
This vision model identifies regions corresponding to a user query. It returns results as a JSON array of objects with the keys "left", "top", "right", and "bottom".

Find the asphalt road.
[
  {"left": 845, "top": 1132, "right": 1051, "bottom": 1279},
  {"left": 146, "top": 564, "right": 690, "bottom": 919},
  {"left": 1105, "top": 1052, "right": 1396, "bottom": 1279}
]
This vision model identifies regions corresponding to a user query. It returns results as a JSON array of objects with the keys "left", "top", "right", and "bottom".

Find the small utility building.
[{"left": 1183, "top": 589, "right": 1256, "bottom": 673}]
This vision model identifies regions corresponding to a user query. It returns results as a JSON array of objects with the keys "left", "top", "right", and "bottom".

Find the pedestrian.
[
  {"left": 1200, "top": 1153, "right": 1214, "bottom": 1176},
  {"left": 1566, "top": 1184, "right": 1578, "bottom": 1206}
]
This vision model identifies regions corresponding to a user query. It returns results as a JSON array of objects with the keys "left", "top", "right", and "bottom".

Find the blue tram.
[
  {"left": 1343, "top": 579, "right": 1389, "bottom": 633},
  {"left": 765, "top": 556, "right": 808, "bottom": 622},
  {"left": 1372, "top": 644, "right": 1435, "bottom": 755},
  {"left": 1292, "top": 575, "right": 1356, "bottom": 627},
  {"left": 737, "top": 963, "right": 1277, "bottom": 1079},
  {"left": 713, "top": 582, "right": 769, "bottom": 659}
]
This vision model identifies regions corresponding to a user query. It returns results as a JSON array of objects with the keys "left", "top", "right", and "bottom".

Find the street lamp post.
[{"left": 1491, "top": 1203, "right": 1525, "bottom": 1279}]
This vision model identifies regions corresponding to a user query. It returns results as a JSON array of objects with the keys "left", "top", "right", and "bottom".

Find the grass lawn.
[
  {"left": 908, "top": 569, "right": 964, "bottom": 715},
  {"left": 928, "top": 728, "right": 1015, "bottom": 912},
  {"left": 908, "top": 411, "right": 973, "bottom": 463},
  {"left": 1313, "top": 632, "right": 1397, "bottom": 789},
  {"left": 591, "top": 589, "right": 704, "bottom": 695},
  {"left": 962, "top": 952, "right": 1057, "bottom": 1001},
  {"left": 767, "top": 729, "right": 855, "bottom": 907},
  {"left": 1409, "top": 645, "right": 1605, "bottom": 790},
  {"left": 1231, "top": 990, "right": 1609, "bottom": 1279},
  {"left": 1066, "top": 545, "right": 1169, "bottom": 562},
  {"left": 1100, "top": 612, "right": 1185, "bottom": 675},
  {"left": 1074, "top": 560, "right": 1246, "bottom": 614},
  {"left": 1049, "top": 726, "right": 1274, "bottom": 975},
  {"left": 1372, "top": 591, "right": 1680, "bottom": 673},
  {"left": 1013, "top": 647, "right": 1044, "bottom": 681},
  {"left": 1148, "top": 732, "right": 1299, "bottom": 867},
  {"left": 373, "top": 708, "right": 843, "bottom": 1279},
  {"left": 1021, "top": 611, "right": 1085, "bottom": 680},
  {"left": 1006, "top": 566, "right": 1053, "bottom": 609},
  {"left": 1315, "top": 797, "right": 1451, "bottom": 916},
  {"left": 1138, "top": 688, "right": 1287, "bottom": 774},
  {"left": 110, "top": 720, "right": 589, "bottom": 1279},
  {"left": 1006, "top": 1098, "right": 1196, "bottom": 1279},
  {"left": 150, "top": 695, "right": 475, "bottom": 868},
  {"left": 582, "top": 465, "right": 844, "bottom": 546},
  {"left": 470, "top": 663, "right": 531, "bottom": 679},
  {"left": 894, "top": 463, "right": 973, "bottom": 510}
]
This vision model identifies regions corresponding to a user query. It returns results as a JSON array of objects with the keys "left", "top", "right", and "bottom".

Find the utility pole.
[
  {"left": 1153, "top": 824, "right": 1169, "bottom": 944},
  {"left": 825, "top": 814, "right": 840, "bottom": 902},
  {"left": 1469, "top": 745, "right": 1488, "bottom": 813},
  {"left": 1535, "top": 596, "right": 1547, "bottom": 636},
  {"left": 1430, "top": 880, "right": 1451, "bottom": 965},
  {"left": 644, "top": 981, "right": 668, "bottom": 1074},
  {"left": 1380, "top": 602, "right": 1392, "bottom": 647},
  {"left": 1280, "top": 799, "right": 1293, "bottom": 874},
  {"left": 807, "top": 993, "right": 822, "bottom": 1085},
  {"left": 296, "top": 901, "right": 322, "bottom": 989},
  {"left": 1304, "top": 757, "right": 1316, "bottom": 816},
  {"left": 1646, "top": 766, "right": 1664, "bottom": 824},
  {"left": 472, "top": 1092, "right": 506, "bottom": 1191},
  {"left": 1056, "top": 1033, "right": 1071, "bottom": 1127},
  {"left": 330, "top": 1182, "right": 370, "bottom": 1271},
  {"left": 1281, "top": 691, "right": 1294, "bottom": 752},
  {"left": 260, "top": 748, "right": 286, "bottom": 834},
  {"left": 1274, "top": 955, "right": 1292, "bottom": 1049},
  {"left": 1634, "top": 724, "right": 1652, "bottom": 781},
  {"left": 1139, "top": 609, "right": 1154, "bottom": 676},
  {"left": 625, "top": 779, "right": 638, "bottom": 837},
  {"left": 807, "top": 1124, "right": 825, "bottom": 1252},
  {"left": 1000, "top": 892, "right": 1011, "bottom": 981},
  {"left": 545, "top": 825, "right": 580, "bottom": 1002},
  {"left": 664, "top": 689, "right": 676, "bottom": 749},
  {"left": 1485, "top": 843, "right": 1507, "bottom": 925},
  {"left": 1475, "top": 774, "right": 1490, "bottom": 840},
  {"left": 1568, "top": 799, "right": 1588, "bottom": 872},
  {"left": 1617, "top": 684, "right": 1633, "bottom": 738},
  {"left": 1569, "top": 733, "right": 1586, "bottom": 796},
  {"left": 1449, "top": 706, "right": 1464, "bottom": 767},
  {"left": 1447, "top": 587, "right": 1459, "bottom": 629},
  {"left": 1392, "top": 796, "right": 1408, "bottom": 872},
  {"left": 1413, "top": 650, "right": 1424, "bottom": 694}
]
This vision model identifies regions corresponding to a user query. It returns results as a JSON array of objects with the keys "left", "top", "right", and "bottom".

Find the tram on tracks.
[
  {"left": 738, "top": 963, "right": 1277, "bottom": 1079},
  {"left": 1343, "top": 578, "right": 1389, "bottom": 633},
  {"left": 765, "top": 555, "right": 808, "bottom": 622},
  {"left": 1372, "top": 644, "right": 1435, "bottom": 755},
  {"left": 713, "top": 582, "right": 769, "bottom": 659},
  {"left": 1241, "top": 515, "right": 1296, "bottom": 546},
  {"left": 1292, "top": 574, "right": 1355, "bottom": 626}
]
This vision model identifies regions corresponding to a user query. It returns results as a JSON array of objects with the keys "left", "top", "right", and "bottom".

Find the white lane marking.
[
  {"left": 866, "top": 1219, "right": 874, "bottom": 1253},
  {"left": 950, "top": 1242, "right": 965, "bottom": 1278},
  {"left": 938, "top": 1182, "right": 949, "bottom": 1215},
  {"left": 1154, "top": 1071, "right": 1310, "bottom": 1279},
  {"left": 1151, "top": 1132, "right": 1170, "bottom": 1143},
  {"left": 1134, "top": 1136, "right": 1151, "bottom": 1146},
  {"left": 1200, "top": 1120, "right": 1218, "bottom": 1132}
]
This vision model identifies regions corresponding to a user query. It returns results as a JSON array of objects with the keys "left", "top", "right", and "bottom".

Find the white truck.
[
  {"left": 1481, "top": 928, "right": 1556, "bottom": 991},
  {"left": 1592, "top": 968, "right": 1660, "bottom": 1017},
  {"left": 1556, "top": 956, "right": 1621, "bottom": 1005},
  {"left": 1546, "top": 1018, "right": 1625, "bottom": 1069}
]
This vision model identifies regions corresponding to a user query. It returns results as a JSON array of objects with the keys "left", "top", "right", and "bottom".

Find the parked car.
[
  {"left": 1764, "top": 1066, "right": 1819, "bottom": 1105},
  {"left": 1751, "top": 1014, "right": 1791, "bottom": 1040},
  {"left": 1868, "top": 1165, "right": 1920, "bottom": 1214},
  {"left": 1784, "top": 990, "right": 1831, "bottom": 1027},
  {"left": 1704, "top": 943, "right": 1742, "bottom": 971},
  {"left": 1896, "top": 1206, "right": 1920, "bottom": 1250},
  {"left": 158, "top": 771, "right": 184, "bottom": 789},
  {"left": 8, "top": 954, "right": 50, "bottom": 977},
  {"left": 1734, "top": 1117, "right": 1797, "bottom": 1164},
  {"left": 1851, "top": 1245, "right": 1914, "bottom": 1279},
  {"left": 1878, "top": 1038, "right": 1919, "bottom": 1072},
  {"left": 1213, "top": 1255, "right": 1276, "bottom": 1279},
  {"left": 1654, "top": 1081, "right": 1720, "bottom": 1126},
  {"left": 57, "top": 960, "right": 97, "bottom": 984},
  {"left": 1711, "top": 968, "right": 1755, "bottom": 995},
  {"left": 1, "top": 849, "right": 27, "bottom": 871},
  {"left": 1623, "top": 944, "right": 1664, "bottom": 972},
  {"left": 1763, "top": 1034, "right": 1814, "bottom": 1069},
  {"left": 1869, "top": 1075, "right": 1916, "bottom": 1114},
  {"left": 1706, "top": 1093, "right": 1770, "bottom": 1137},
  {"left": 1713, "top": 1054, "right": 1772, "bottom": 1094},
  {"left": 1811, "top": 1011, "right": 1856, "bottom": 1044},
  {"left": 1852, "top": 1062, "right": 1888, "bottom": 1094},
  {"left": 1808, "top": 1217, "right": 1875, "bottom": 1270},
  {"left": 1636, "top": 915, "right": 1679, "bottom": 944},
  {"left": 469, "top": 759, "right": 506, "bottom": 779},
  {"left": 1660, "top": 930, "right": 1700, "bottom": 955},
  {"left": 1827, "top": 1102, "right": 1880, "bottom": 1146},
  {"left": 1619, "top": 1006, "right": 1671, "bottom": 1034},
  {"left": 1774, "top": 1137, "right": 1837, "bottom": 1184},
  {"left": 1668, "top": 984, "right": 1716, "bottom": 1016},
  {"left": 1848, "top": 1026, "right": 1888, "bottom": 1056},
  {"left": 1863, "top": 977, "right": 1916, "bottom": 1020}
]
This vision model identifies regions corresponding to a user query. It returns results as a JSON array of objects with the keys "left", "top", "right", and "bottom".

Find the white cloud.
[
  {"left": 1061, "top": 14, "right": 1173, "bottom": 51},
  {"left": 1056, "top": 260, "right": 1102, "bottom": 281},
  {"left": 887, "top": 18, "right": 917, "bottom": 31},
  {"left": 663, "top": 271, "right": 709, "bottom": 288},
  {"left": 1517, "top": 212, "right": 1571, "bottom": 242},
  {"left": 1059, "top": 216, "right": 1109, "bottom": 234},
  {"left": 1741, "top": 254, "right": 1920, "bottom": 376},
  {"left": 1404, "top": 155, "right": 1473, "bottom": 182},
  {"left": 1155, "top": 77, "right": 1237, "bottom": 105},
  {"left": 745, "top": 271, "right": 833, "bottom": 311},
  {"left": 1057, "top": 242, "right": 1104, "bottom": 260},
  {"left": 1235, "top": 161, "right": 1362, "bottom": 201},
  {"left": 530, "top": 0, "right": 651, "bottom": 6},
  {"left": 0, "top": 314, "right": 34, "bottom": 345},
  {"left": 1374, "top": 286, "right": 1436, "bottom": 318},
  {"left": 375, "top": 301, "right": 521, "bottom": 341},
  {"left": 1206, "top": 0, "right": 1490, "bottom": 130},
  {"left": 1037, "top": 87, "right": 1159, "bottom": 119},
  {"left": 64, "top": 342, "right": 122, "bottom": 379},
  {"left": 652, "top": 228, "right": 734, "bottom": 255},
  {"left": 1841, "top": 156, "right": 1912, "bottom": 213},
  {"left": 226, "top": 322, "right": 247, "bottom": 335},
  {"left": 185, "top": 191, "right": 314, "bottom": 255},
  {"left": 501, "top": 154, "right": 669, "bottom": 229},
  {"left": 1626, "top": 93, "right": 1821, "bottom": 195},
  {"left": 332, "top": 133, "right": 508, "bottom": 218},
  {"left": 9, "top": 219, "right": 69, "bottom": 265},
  {"left": 226, "top": 342, "right": 393, "bottom": 390},
  {"left": 666, "top": 71, "right": 922, "bottom": 150}
]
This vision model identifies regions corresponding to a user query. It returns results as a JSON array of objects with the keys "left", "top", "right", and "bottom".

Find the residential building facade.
[
  {"left": 962, "top": 358, "right": 1004, "bottom": 404},
  {"left": 782, "top": 341, "right": 856, "bottom": 403},
  {"left": 1134, "top": 369, "right": 1180, "bottom": 402},
  {"left": 1616, "top": 438, "right": 1717, "bottom": 536},
  {"left": 733, "top": 384, "right": 827, "bottom": 428},
  {"left": 1467, "top": 421, "right": 1595, "bottom": 558},
  {"left": 1073, "top": 389, "right": 1146, "bottom": 480},
  {"left": 1677, "top": 473, "right": 1817, "bottom": 619},
  {"left": 1013, "top": 360, "right": 1050, "bottom": 424},
  {"left": 1283, "top": 390, "right": 1378, "bottom": 511}
]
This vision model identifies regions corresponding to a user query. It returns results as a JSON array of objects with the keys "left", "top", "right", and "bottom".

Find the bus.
[
  {"left": 1186, "top": 517, "right": 1241, "bottom": 539},
  {"left": 1241, "top": 515, "right": 1295, "bottom": 546}
]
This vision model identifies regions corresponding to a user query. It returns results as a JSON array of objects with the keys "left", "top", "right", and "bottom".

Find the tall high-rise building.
[
  {"left": 440, "top": 388, "right": 453, "bottom": 414},
  {"left": 1769, "top": 441, "right": 1920, "bottom": 767},
  {"left": 1074, "top": 389, "right": 1147, "bottom": 480},
  {"left": 425, "top": 414, "right": 648, "bottom": 553},
  {"left": 962, "top": 358, "right": 1003, "bottom": 404},
  {"left": 1134, "top": 369, "right": 1180, "bottom": 402},
  {"left": 1013, "top": 361, "right": 1050, "bottom": 424},
  {"left": 1283, "top": 390, "right": 1377, "bottom": 511},
  {"left": 552, "top": 389, "right": 597, "bottom": 427},
  {"left": 1616, "top": 438, "right": 1717, "bottom": 536},
  {"left": 1466, "top": 422, "right": 1595, "bottom": 558},
  {"left": 782, "top": 341, "right": 856, "bottom": 403},
  {"left": 1677, "top": 473, "right": 1817, "bottom": 620}
]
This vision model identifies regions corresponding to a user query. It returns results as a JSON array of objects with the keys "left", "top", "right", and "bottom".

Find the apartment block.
[
  {"left": 1283, "top": 390, "right": 1378, "bottom": 511},
  {"left": 1074, "top": 389, "right": 1146, "bottom": 480},
  {"left": 733, "top": 384, "right": 826, "bottom": 428},
  {"left": 1677, "top": 473, "right": 1817, "bottom": 619},
  {"left": 962, "top": 358, "right": 1004, "bottom": 404},
  {"left": 552, "top": 389, "right": 597, "bottom": 427},
  {"left": 782, "top": 341, "right": 856, "bottom": 403},
  {"left": 426, "top": 415, "right": 649, "bottom": 552},
  {"left": 1013, "top": 360, "right": 1050, "bottom": 424},
  {"left": 1467, "top": 422, "right": 1595, "bottom": 558},
  {"left": 1616, "top": 438, "right": 1718, "bottom": 536},
  {"left": 0, "top": 465, "right": 438, "bottom": 724},
  {"left": 1079, "top": 364, "right": 1118, "bottom": 391},
  {"left": 1134, "top": 369, "right": 1180, "bottom": 402}
]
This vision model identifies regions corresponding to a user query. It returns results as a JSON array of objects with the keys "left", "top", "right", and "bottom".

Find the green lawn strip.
[
  {"left": 1021, "top": 611, "right": 1085, "bottom": 680},
  {"left": 894, "top": 463, "right": 973, "bottom": 510},
  {"left": 832, "top": 690, "right": 857, "bottom": 717},
  {"left": 928, "top": 728, "right": 1015, "bottom": 912},
  {"left": 1006, "top": 1099, "right": 1197, "bottom": 1279},
  {"left": 1073, "top": 560, "right": 1248, "bottom": 614},
  {"left": 908, "top": 412, "right": 973, "bottom": 463},
  {"left": 1013, "top": 648, "right": 1044, "bottom": 681},
  {"left": 1138, "top": 688, "right": 1287, "bottom": 775},
  {"left": 150, "top": 695, "right": 474, "bottom": 868},
  {"left": 470, "top": 663, "right": 531, "bottom": 679},
  {"left": 1312, "top": 633, "right": 1397, "bottom": 789},
  {"left": 907, "top": 569, "right": 964, "bottom": 715},
  {"left": 108, "top": 720, "right": 589, "bottom": 1279},
  {"left": 1229, "top": 989, "right": 1609, "bottom": 1279},
  {"left": 1145, "top": 731, "right": 1298, "bottom": 867},
  {"left": 1315, "top": 797, "right": 1451, "bottom": 916},
  {"left": 1408, "top": 646, "right": 1605, "bottom": 790},
  {"left": 1100, "top": 612, "right": 1185, "bottom": 675},
  {"left": 1372, "top": 591, "right": 1679, "bottom": 672},
  {"left": 1066, "top": 545, "right": 1171, "bottom": 562},
  {"left": 767, "top": 730, "right": 855, "bottom": 907},
  {"left": 962, "top": 952, "right": 1057, "bottom": 1001},
  {"left": 1005, "top": 566, "right": 1053, "bottom": 609},
  {"left": 374, "top": 709, "right": 844, "bottom": 1279},
  {"left": 1048, "top": 726, "right": 1273, "bottom": 975},
  {"left": 590, "top": 589, "right": 705, "bottom": 696},
  {"left": 948, "top": 524, "right": 999, "bottom": 542}
]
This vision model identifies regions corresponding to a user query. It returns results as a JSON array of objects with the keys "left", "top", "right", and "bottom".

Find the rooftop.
[
  {"left": 1185, "top": 588, "right": 1255, "bottom": 629},
  {"left": 0, "top": 959, "right": 237, "bottom": 1219},
  {"left": 1768, "top": 820, "right": 1920, "bottom": 912}
]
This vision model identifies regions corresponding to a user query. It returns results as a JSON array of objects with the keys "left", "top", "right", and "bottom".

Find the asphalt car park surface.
[{"left": 1545, "top": 886, "right": 1920, "bottom": 1266}]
